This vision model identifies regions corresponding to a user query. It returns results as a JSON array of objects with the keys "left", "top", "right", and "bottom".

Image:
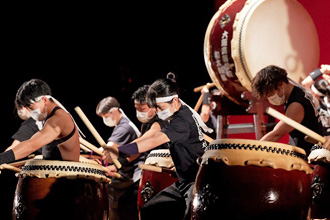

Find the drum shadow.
[
  {"left": 285, "top": 0, "right": 319, "bottom": 83},
  {"left": 33, "top": 178, "right": 109, "bottom": 220}
]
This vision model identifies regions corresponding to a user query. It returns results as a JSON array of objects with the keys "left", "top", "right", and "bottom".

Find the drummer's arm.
[
  {"left": 134, "top": 122, "right": 162, "bottom": 141},
  {"left": 0, "top": 123, "right": 60, "bottom": 163},
  {"left": 104, "top": 131, "right": 169, "bottom": 162},
  {"left": 135, "top": 131, "right": 170, "bottom": 153},
  {"left": 11, "top": 123, "right": 60, "bottom": 161},
  {"left": 261, "top": 103, "right": 304, "bottom": 142}
]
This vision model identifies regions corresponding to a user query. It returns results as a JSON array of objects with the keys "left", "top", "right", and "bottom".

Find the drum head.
[{"left": 232, "top": 0, "right": 319, "bottom": 91}]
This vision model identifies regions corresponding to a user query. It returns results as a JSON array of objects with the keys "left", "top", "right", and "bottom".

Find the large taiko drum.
[
  {"left": 204, "top": 0, "right": 319, "bottom": 105},
  {"left": 191, "top": 139, "right": 312, "bottom": 220},
  {"left": 308, "top": 145, "right": 330, "bottom": 219},
  {"left": 12, "top": 159, "right": 110, "bottom": 220},
  {"left": 138, "top": 149, "right": 177, "bottom": 211}
]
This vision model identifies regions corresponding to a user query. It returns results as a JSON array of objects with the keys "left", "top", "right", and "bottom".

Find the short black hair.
[
  {"left": 96, "top": 96, "right": 120, "bottom": 115},
  {"left": 131, "top": 85, "right": 150, "bottom": 104},
  {"left": 15, "top": 79, "right": 52, "bottom": 108}
]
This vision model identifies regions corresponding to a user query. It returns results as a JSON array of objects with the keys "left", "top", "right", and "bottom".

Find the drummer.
[
  {"left": 96, "top": 96, "right": 141, "bottom": 220},
  {"left": 199, "top": 85, "right": 220, "bottom": 139},
  {"left": 131, "top": 84, "right": 170, "bottom": 152},
  {"left": 0, "top": 79, "right": 80, "bottom": 165},
  {"left": 103, "top": 74, "right": 212, "bottom": 220},
  {"left": 301, "top": 64, "right": 330, "bottom": 91},
  {"left": 251, "top": 65, "right": 323, "bottom": 155}
]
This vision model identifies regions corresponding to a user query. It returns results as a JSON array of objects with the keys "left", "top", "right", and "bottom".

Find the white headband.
[
  {"left": 156, "top": 95, "right": 178, "bottom": 103},
  {"left": 154, "top": 94, "right": 213, "bottom": 133},
  {"left": 30, "top": 95, "right": 85, "bottom": 137}
]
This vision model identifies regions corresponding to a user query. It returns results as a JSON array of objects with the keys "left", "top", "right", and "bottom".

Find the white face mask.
[
  {"left": 103, "top": 116, "right": 116, "bottom": 127},
  {"left": 17, "top": 108, "right": 30, "bottom": 120},
  {"left": 29, "top": 102, "right": 47, "bottom": 121},
  {"left": 157, "top": 107, "right": 174, "bottom": 120},
  {"left": 267, "top": 89, "right": 285, "bottom": 106},
  {"left": 136, "top": 109, "right": 154, "bottom": 123}
]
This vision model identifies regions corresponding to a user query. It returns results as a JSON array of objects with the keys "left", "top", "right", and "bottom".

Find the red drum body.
[
  {"left": 12, "top": 160, "right": 110, "bottom": 220},
  {"left": 204, "top": 0, "right": 319, "bottom": 105},
  {"left": 308, "top": 146, "right": 330, "bottom": 219},
  {"left": 138, "top": 150, "right": 177, "bottom": 211},
  {"left": 138, "top": 170, "right": 177, "bottom": 210},
  {"left": 191, "top": 139, "right": 312, "bottom": 220}
]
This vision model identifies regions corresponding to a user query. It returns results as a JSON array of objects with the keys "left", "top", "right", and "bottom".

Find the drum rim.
[
  {"left": 203, "top": 139, "right": 312, "bottom": 173},
  {"left": 209, "top": 138, "right": 306, "bottom": 155},
  {"left": 18, "top": 159, "right": 111, "bottom": 182}
]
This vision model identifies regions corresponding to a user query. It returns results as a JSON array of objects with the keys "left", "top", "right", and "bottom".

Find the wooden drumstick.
[
  {"left": 80, "top": 144, "right": 91, "bottom": 152},
  {"left": 74, "top": 106, "right": 122, "bottom": 169},
  {"left": 193, "top": 82, "right": 215, "bottom": 93},
  {"left": 266, "top": 107, "right": 326, "bottom": 144},
  {"left": 203, "top": 133, "right": 214, "bottom": 143},
  {"left": 0, "top": 164, "right": 21, "bottom": 173},
  {"left": 194, "top": 82, "right": 216, "bottom": 111},
  {"left": 80, "top": 137, "right": 104, "bottom": 156},
  {"left": 194, "top": 93, "right": 204, "bottom": 112}
]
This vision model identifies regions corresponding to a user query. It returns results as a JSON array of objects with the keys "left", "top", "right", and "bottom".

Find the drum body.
[
  {"left": 12, "top": 160, "right": 110, "bottom": 220},
  {"left": 204, "top": 0, "right": 319, "bottom": 105},
  {"left": 191, "top": 139, "right": 312, "bottom": 220},
  {"left": 138, "top": 149, "right": 178, "bottom": 210},
  {"left": 308, "top": 146, "right": 330, "bottom": 219}
]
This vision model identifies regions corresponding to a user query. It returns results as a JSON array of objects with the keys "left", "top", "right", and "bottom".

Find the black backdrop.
[{"left": 1, "top": 1, "right": 215, "bottom": 218}]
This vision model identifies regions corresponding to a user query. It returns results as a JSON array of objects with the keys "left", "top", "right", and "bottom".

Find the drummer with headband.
[
  {"left": 251, "top": 65, "right": 324, "bottom": 155},
  {"left": 103, "top": 73, "right": 212, "bottom": 220},
  {"left": 0, "top": 78, "right": 80, "bottom": 164}
]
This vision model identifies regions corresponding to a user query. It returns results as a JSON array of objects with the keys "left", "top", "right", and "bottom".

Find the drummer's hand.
[
  {"left": 322, "top": 136, "right": 330, "bottom": 150},
  {"left": 321, "top": 64, "right": 330, "bottom": 75},
  {"left": 104, "top": 165, "right": 118, "bottom": 177},
  {"left": 201, "top": 85, "right": 209, "bottom": 94},
  {"left": 102, "top": 147, "right": 119, "bottom": 163}
]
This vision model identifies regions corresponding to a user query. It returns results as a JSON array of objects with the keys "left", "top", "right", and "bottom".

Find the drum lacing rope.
[
  {"left": 310, "top": 144, "right": 323, "bottom": 151},
  {"left": 21, "top": 165, "right": 107, "bottom": 176},
  {"left": 146, "top": 152, "right": 171, "bottom": 159},
  {"left": 206, "top": 143, "right": 307, "bottom": 161}
]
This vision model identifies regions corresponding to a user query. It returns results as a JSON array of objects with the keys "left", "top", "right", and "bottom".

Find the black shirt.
[
  {"left": 162, "top": 105, "right": 207, "bottom": 183},
  {"left": 11, "top": 118, "right": 42, "bottom": 154},
  {"left": 141, "top": 115, "right": 170, "bottom": 151},
  {"left": 285, "top": 86, "right": 323, "bottom": 155},
  {"left": 12, "top": 118, "right": 39, "bottom": 142}
]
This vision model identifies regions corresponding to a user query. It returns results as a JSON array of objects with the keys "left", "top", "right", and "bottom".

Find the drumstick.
[
  {"left": 80, "top": 144, "right": 91, "bottom": 152},
  {"left": 138, "top": 164, "right": 175, "bottom": 174},
  {"left": 266, "top": 107, "right": 326, "bottom": 144},
  {"left": 0, "top": 164, "right": 21, "bottom": 173},
  {"left": 194, "top": 93, "right": 204, "bottom": 112},
  {"left": 194, "top": 82, "right": 216, "bottom": 111},
  {"left": 80, "top": 137, "right": 104, "bottom": 156},
  {"left": 74, "top": 106, "right": 122, "bottom": 169},
  {"left": 193, "top": 82, "right": 215, "bottom": 93},
  {"left": 203, "top": 133, "right": 214, "bottom": 143}
]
